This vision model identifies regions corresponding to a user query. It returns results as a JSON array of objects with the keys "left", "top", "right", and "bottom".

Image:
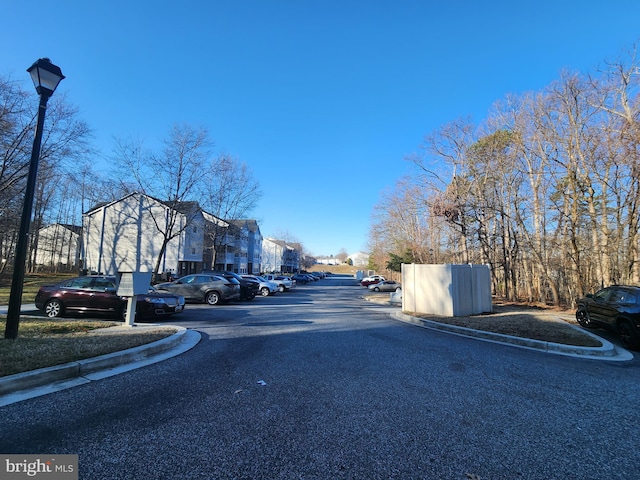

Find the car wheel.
[
  {"left": 618, "top": 320, "right": 640, "bottom": 350},
  {"left": 278, "top": 285, "right": 285, "bottom": 293},
  {"left": 44, "top": 299, "right": 63, "bottom": 318},
  {"left": 395, "top": 287, "right": 401, "bottom": 292},
  {"left": 576, "top": 308, "right": 594, "bottom": 328},
  {"left": 261, "top": 287, "right": 270, "bottom": 297},
  {"left": 206, "top": 291, "right": 221, "bottom": 305},
  {"left": 373, "top": 287, "right": 380, "bottom": 292}
]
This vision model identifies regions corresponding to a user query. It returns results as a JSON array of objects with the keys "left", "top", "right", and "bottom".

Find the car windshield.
[
  {"left": 92, "top": 278, "right": 116, "bottom": 290},
  {"left": 610, "top": 289, "right": 637, "bottom": 305}
]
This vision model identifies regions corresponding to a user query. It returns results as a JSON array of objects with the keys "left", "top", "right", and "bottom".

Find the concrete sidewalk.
[{"left": 0, "top": 303, "right": 38, "bottom": 315}]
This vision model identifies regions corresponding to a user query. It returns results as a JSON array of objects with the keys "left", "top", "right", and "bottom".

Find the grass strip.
[{"left": 0, "top": 318, "right": 175, "bottom": 376}]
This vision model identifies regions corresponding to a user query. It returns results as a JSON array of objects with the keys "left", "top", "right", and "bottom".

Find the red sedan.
[{"left": 360, "top": 275, "right": 385, "bottom": 287}]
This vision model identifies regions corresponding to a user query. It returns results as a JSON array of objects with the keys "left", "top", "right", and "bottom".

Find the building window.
[{"left": 191, "top": 247, "right": 196, "bottom": 255}]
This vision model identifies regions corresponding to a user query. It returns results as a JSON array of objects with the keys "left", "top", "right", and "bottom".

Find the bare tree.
[
  {"left": 371, "top": 41, "right": 640, "bottom": 307},
  {"left": 0, "top": 77, "right": 92, "bottom": 273},
  {"left": 113, "top": 124, "right": 212, "bottom": 277},
  {"left": 335, "top": 249, "right": 349, "bottom": 263},
  {"left": 201, "top": 153, "right": 261, "bottom": 265},
  {"left": 414, "top": 117, "right": 477, "bottom": 264},
  {"left": 29, "top": 95, "right": 92, "bottom": 271}
]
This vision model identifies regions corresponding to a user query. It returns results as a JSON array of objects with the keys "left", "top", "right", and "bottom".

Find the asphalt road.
[{"left": 1, "top": 278, "right": 639, "bottom": 479}]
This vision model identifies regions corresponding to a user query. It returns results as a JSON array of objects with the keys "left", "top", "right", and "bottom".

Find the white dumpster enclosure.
[{"left": 401, "top": 264, "right": 492, "bottom": 317}]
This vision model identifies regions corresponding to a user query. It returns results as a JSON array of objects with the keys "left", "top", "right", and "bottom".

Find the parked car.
[
  {"left": 292, "top": 273, "right": 311, "bottom": 284},
  {"left": 368, "top": 280, "right": 402, "bottom": 292},
  {"left": 576, "top": 285, "right": 640, "bottom": 350},
  {"left": 360, "top": 275, "right": 385, "bottom": 287},
  {"left": 34, "top": 275, "right": 186, "bottom": 319},
  {"left": 242, "top": 274, "right": 278, "bottom": 296},
  {"left": 155, "top": 273, "right": 241, "bottom": 305},
  {"left": 295, "top": 273, "right": 314, "bottom": 283},
  {"left": 138, "top": 286, "right": 186, "bottom": 319},
  {"left": 263, "top": 274, "right": 296, "bottom": 292},
  {"left": 203, "top": 270, "right": 260, "bottom": 300}
]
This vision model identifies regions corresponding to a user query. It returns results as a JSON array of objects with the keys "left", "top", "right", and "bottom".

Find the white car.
[
  {"left": 263, "top": 274, "right": 296, "bottom": 292},
  {"left": 242, "top": 275, "right": 278, "bottom": 296}
]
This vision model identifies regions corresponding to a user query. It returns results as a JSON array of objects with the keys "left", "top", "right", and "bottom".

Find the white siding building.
[
  {"left": 83, "top": 193, "right": 208, "bottom": 276},
  {"left": 261, "top": 238, "right": 300, "bottom": 273},
  {"left": 214, "top": 220, "right": 263, "bottom": 274},
  {"left": 82, "top": 192, "right": 262, "bottom": 278},
  {"left": 84, "top": 193, "right": 177, "bottom": 275},
  {"left": 35, "top": 223, "right": 82, "bottom": 271},
  {"left": 349, "top": 251, "right": 369, "bottom": 267}
]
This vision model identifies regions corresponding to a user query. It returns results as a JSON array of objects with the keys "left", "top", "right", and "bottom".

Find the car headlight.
[{"left": 143, "top": 297, "right": 166, "bottom": 304}]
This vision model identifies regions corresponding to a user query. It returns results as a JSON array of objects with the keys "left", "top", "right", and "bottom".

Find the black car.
[
  {"left": 292, "top": 273, "right": 310, "bottom": 284},
  {"left": 34, "top": 275, "right": 185, "bottom": 320},
  {"left": 138, "top": 286, "right": 186, "bottom": 319},
  {"left": 202, "top": 270, "right": 260, "bottom": 301},
  {"left": 576, "top": 285, "right": 640, "bottom": 350}
]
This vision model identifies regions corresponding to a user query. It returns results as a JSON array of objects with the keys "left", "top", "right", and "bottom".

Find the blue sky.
[{"left": 2, "top": 1, "right": 639, "bottom": 257}]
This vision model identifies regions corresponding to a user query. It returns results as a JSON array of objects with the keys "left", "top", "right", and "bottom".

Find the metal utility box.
[
  {"left": 116, "top": 271, "right": 153, "bottom": 327},
  {"left": 401, "top": 264, "right": 492, "bottom": 317},
  {"left": 116, "top": 272, "right": 153, "bottom": 296}
]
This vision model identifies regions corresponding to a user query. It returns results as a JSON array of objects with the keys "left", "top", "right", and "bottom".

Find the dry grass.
[
  {"left": 314, "top": 265, "right": 359, "bottom": 275},
  {"left": 0, "top": 318, "right": 176, "bottom": 377},
  {"left": 367, "top": 295, "right": 602, "bottom": 347}
]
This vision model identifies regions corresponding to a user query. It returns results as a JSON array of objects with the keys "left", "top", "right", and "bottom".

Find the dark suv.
[
  {"left": 203, "top": 270, "right": 260, "bottom": 301},
  {"left": 576, "top": 285, "right": 640, "bottom": 350}
]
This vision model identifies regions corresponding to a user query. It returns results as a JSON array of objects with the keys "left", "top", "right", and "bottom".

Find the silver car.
[
  {"left": 242, "top": 275, "right": 278, "bottom": 296},
  {"left": 368, "top": 280, "right": 401, "bottom": 292},
  {"left": 155, "top": 274, "right": 241, "bottom": 305}
]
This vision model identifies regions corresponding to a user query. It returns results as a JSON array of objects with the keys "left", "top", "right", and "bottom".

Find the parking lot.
[{"left": 3, "top": 275, "right": 638, "bottom": 479}]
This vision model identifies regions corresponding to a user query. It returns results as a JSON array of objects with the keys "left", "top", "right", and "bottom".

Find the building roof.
[
  {"left": 85, "top": 192, "right": 226, "bottom": 227},
  {"left": 39, "top": 223, "right": 82, "bottom": 235},
  {"left": 229, "top": 219, "right": 260, "bottom": 233}
]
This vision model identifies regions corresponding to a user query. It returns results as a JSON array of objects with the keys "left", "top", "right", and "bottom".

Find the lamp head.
[{"left": 27, "top": 58, "right": 65, "bottom": 97}]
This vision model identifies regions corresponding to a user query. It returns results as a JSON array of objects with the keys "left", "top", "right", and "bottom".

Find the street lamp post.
[{"left": 4, "top": 58, "right": 65, "bottom": 340}]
